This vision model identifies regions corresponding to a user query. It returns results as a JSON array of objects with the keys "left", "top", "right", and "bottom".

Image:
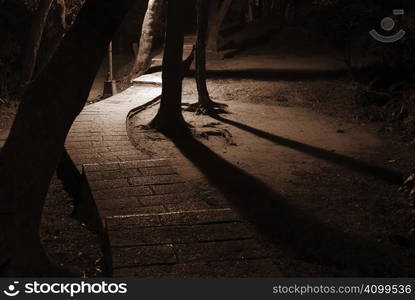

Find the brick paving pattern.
[
  {"left": 63, "top": 47, "right": 281, "bottom": 277},
  {"left": 66, "top": 85, "right": 160, "bottom": 169},
  {"left": 107, "top": 209, "right": 281, "bottom": 277}
]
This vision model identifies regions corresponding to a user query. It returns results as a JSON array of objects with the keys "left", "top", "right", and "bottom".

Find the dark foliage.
[{"left": 0, "top": 0, "right": 84, "bottom": 100}]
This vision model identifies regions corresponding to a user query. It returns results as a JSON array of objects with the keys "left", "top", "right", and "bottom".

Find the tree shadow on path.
[
  {"left": 167, "top": 131, "right": 411, "bottom": 276},
  {"left": 211, "top": 114, "right": 403, "bottom": 185}
]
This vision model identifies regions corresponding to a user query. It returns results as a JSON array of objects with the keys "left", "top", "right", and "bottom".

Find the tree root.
[
  {"left": 210, "top": 100, "right": 228, "bottom": 108},
  {"left": 196, "top": 128, "right": 236, "bottom": 146},
  {"left": 184, "top": 101, "right": 229, "bottom": 115}
]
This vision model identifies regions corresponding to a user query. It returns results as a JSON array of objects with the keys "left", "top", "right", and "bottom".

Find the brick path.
[
  {"left": 66, "top": 85, "right": 160, "bottom": 169},
  {"left": 107, "top": 209, "right": 279, "bottom": 277},
  {"left": 62, "top": 40, "right": 281, "bottom": 277},
  {"left": 0, "top": 79, "right": 281, "bottom": 277}
]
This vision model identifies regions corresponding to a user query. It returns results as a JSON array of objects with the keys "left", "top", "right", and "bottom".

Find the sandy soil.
[{"left": 129, "top": 77, "right": 414, "bottom": 276}]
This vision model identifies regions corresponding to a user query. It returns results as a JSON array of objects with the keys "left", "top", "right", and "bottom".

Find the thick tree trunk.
[
  {"left": 0, "top": 0, "right": 139, "bottom": 277},
  {"left": 149, "top": 0, "right": 188, "bottom": 136},
  {"left": 206, "top": 0, "right": 233, "bottom": 54},
  {"left": 129, "top": 0, "right": 164, "bottom": 80},
  {"left": 21, "top": 0, "right": 54, "bottom": 88},
  {"left": 195, "top": 0, "right": 211, "bottom": 111},
  {"left": 186, "top": 0, "right": 228, "bottom": 115}
]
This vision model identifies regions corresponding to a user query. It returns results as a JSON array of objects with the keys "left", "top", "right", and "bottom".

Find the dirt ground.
[{"left": 129, "top": 76, "right": 415, "bottom": 277}]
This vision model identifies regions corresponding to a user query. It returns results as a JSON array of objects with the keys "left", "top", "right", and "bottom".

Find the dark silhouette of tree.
[
  {"left": 148, "top": 0, "right": 189, "bottom": 136},
  {"left": 187, "top": 0, "right": 228, "bottom": 115},
  {"left": 0, "top": 0, "right": 140, "bottom": 277},
  {"left": 129, "top": 0, "right": 165, "bottom": 80},
  {"left": 191, "top": 0, "right": 211, "bottom": 114}
]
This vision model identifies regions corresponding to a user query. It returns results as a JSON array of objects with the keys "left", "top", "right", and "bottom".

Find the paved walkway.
[
  {"left": 0, "top": 51, "right": 281, "bottom": 277},
  {"left": 107, "top": 209, "right": 279, "bottom": 277},
  {"left": 0, "top": 37, "right": 276, "bottom": 277},
  {"left": 63, "top": 37, "right": 281, "bottom": 277},
  {"left": 66, "top": 85, "right": 159, "bottom": 169},
  {"left": 64, "top": 77, "right": 281, "bottom": 277}
]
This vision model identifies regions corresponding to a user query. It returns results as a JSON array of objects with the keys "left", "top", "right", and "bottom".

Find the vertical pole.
[
  {"left": 103, "top": 41, "right": 117, "bottom": 98},
  {"left": 108, "top": 41, "right": 113, "bottom": 81}
]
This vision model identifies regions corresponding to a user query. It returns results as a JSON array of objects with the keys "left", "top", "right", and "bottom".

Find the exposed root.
[
  {"left": 195, "top": 128, "right": 236, "bottom": 146},
  {"left": 184, "top": 102, "right": 212, "bottom": 115},
  {"left": 135, "top": 124, "right": 153, "bottom": 131},
  {"left": 210, "top": 100, "right": 228, "bottom": 108},
  {"left": 184, "top": 102, "right": 229, "bottom": 115},
  {"left": 202, "top": 122, "right": 221, "bottom": 128}
]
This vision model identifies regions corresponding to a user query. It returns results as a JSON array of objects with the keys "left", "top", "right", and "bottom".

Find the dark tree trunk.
[
  {"left": 0, "top": 0, "right": 139, "bottom": 277},
  {"left": 186, "top": 0, "right": 227, "bottom": 114},
  {"left": 206, "top": 0, "right": 233, "bottom": 54},
  {"left": 129, "top": 0, "right": 165, "bottom": 80},
  {"left": 21, "top": 0, "right": 54, "bottom": 88},
  {"left": 195, "top": 0, "right": 211, "bottom": 112},
  {"left": 149, "top": 0, "right": 188, "bottom": 136},
  {"left": 187, "top": 0, "right": 228, "bottom": 114}
]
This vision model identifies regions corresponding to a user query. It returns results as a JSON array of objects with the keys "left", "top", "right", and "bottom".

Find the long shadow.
[
  {"left": 186, "top": 69, "right": 349, "bottom": 81},
  {"left": 168, "top": 134, "right": 412, "bottom": 276},
  {"left": 148, "top": 60, "right": 348, "bottom": 81},
  {"left": 149, "top": 68, "right": 348, "bottom": 81},
  {"left": 211, "top": 114, "right": 403, "bottom": 185}
]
